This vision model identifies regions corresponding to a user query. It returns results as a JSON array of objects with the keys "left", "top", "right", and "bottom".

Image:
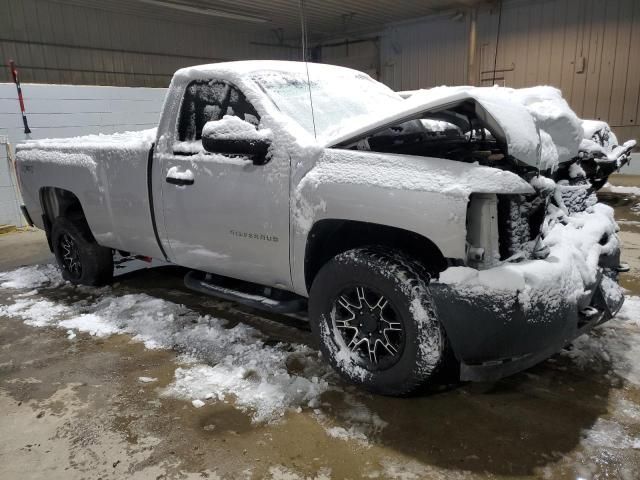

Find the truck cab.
[{"left": 153, "top": 71, "right": 293, "bottom": 290}]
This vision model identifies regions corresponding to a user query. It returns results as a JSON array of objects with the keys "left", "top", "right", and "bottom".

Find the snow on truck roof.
[{"left": 173, "top": 60, "right": 358, "bottom": 78}]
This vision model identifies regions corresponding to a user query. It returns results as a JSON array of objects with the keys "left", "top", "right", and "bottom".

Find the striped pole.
[{"left": 9, "top": 60, "right": 32, "bottom": 135}]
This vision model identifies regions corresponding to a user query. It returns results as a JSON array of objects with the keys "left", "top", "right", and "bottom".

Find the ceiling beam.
[{"left": 136, "top": 0, "right": 269, "bottom": 23}]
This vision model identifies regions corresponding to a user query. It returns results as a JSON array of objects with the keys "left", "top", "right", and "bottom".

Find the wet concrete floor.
[{"left": 1, "top": 195, "right": 640, "bottom": 480}]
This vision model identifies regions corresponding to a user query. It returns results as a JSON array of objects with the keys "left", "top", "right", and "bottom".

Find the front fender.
[{"left": 290, "top": 149, "right": 533, "bottom": 295}]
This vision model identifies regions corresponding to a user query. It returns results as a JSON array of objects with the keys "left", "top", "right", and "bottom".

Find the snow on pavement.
[
  {"left": 561, "top": 295, "right": 640, "bottom": 386},
  {"left": 602, "top": 183, "right": 640, "bottom": 196},
  {"left": 0, "top": 264, "right": 332, "bottom": 424},
  {"left": 0, "top": 264, "right": 62, "bottom": 289},
  {"left": 0, "top": 264, "right": 387, "bottom": 443},
  {"left": 2, "top": 263, "right": 640, "bottom": 455}
]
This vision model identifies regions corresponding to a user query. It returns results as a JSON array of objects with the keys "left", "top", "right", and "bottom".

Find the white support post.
[
  {"left": 468, "top": 7, "right": 478, "bottom": 86},
  {"left": 0, "top": 136, "right": 25, "bottom": 227}
]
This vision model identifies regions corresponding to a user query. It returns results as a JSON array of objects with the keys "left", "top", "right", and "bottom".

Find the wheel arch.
[
  {"left": 39, "top": 187, "right": 93, "bottom": 250},
  {"left": 304, "top": 218, "right": 448, "bottom": 292}
]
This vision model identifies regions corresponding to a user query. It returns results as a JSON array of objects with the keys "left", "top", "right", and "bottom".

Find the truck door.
[{"left": 157, "top": 79, "right": 292, "bottom": 289}]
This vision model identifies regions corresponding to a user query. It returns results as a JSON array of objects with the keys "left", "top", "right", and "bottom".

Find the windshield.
[{"left": 251, "top": 67, "right": 403, "bottom": 141}]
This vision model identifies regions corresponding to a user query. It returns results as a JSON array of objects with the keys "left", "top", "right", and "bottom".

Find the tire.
[
  {"left": 308, "top": 247, "right": 445, "bottom": 396},
  {"left": 51, "top": 216, "right": 113, "bottom": 286}
]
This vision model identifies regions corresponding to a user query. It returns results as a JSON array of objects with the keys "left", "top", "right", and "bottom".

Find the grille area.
[
  {"left": 497, "top": 194, "right": 545, "bottom": 260},
  {"left": 558, "top": 182, "right": 597, "bottom": 214},
  {"left": 497, "top": 181, "right": 596, "bottom": 260}
]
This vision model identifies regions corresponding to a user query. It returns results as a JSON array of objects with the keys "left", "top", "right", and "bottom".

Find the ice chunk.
[{"left": 138, "top": 376, "right": 158, "bottom": 383}]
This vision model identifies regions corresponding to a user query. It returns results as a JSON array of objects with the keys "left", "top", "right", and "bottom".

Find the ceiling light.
[{"left": 137, "top": 0, "right": 268, "bottom": 23}]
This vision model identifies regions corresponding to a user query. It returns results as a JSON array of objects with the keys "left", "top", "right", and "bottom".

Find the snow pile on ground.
[
  {"left": 368, "top": 458, "right": 474, "bottom": 480},
  {"left": 166, "top": 347, "right": 328, "bottom": 422},
  {"left": 0, "top": 264, "right": 399, "bottom": 441},
  {"left": 621, "top": 295, "right": 640, "bottom": 328},
  {"left": 312, "top": 392, "right": 388, "bottom": 447},
  {"left": 0, "top": 264, "right": 63, "bottom": 289},
  {"left": 268, "top": 465, "right": 332, "bottom": 480},
  {"left": 3, "top": 296, "right": 72, "bottom": 328},
  {"left": 562, "top": 296, "right": 640, "bottom": 386},
  {"left": 602, "top": 183, "right": 640, "bottom": 196},
  {"left": 0, "top": 265, "right": 333, "bottom": 423},
  {"left": 138, "top": 376, "right": 157, "bottom": 383},
  {"left": 582, "top": 417, "right": 638, "bottom": 450}
]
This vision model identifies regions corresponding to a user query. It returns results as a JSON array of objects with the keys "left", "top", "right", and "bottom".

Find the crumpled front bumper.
[{"left": 430, "top": 256, "right": 624, "bottom": 382}]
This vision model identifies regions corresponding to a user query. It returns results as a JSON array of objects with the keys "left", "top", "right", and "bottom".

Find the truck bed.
[{"left": 16, "top": 129, "right": 164, "bottom": 259}]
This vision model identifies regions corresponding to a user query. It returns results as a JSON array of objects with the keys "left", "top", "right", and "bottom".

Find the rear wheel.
[
  {"left": 51, "top": 216, "right": 113, "bottom": 286},
  {"left": 309, "top": 247, "right": 445, "bottom": 395}
]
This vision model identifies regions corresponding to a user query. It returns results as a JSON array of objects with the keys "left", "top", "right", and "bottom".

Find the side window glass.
[
  {"left": 177, "top": 80, "right": 260, "bottom": 143},
  {"left": 227, "top": 87, "right": 260, "bottom": 127}
]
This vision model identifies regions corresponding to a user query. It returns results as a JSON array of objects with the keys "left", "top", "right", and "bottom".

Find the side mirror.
[{"left": 202, "top": 117, "right": 272, "bottom": 165}]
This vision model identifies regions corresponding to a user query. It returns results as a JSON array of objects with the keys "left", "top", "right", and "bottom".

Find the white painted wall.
[
  {"left": 0, "top": 83, "right": 167, "bottom": 226},
  {"left": 626, "top": 154, "right": 640, "bottom": 175}
]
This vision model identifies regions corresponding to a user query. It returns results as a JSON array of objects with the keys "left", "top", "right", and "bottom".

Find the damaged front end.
[
  {"left": 430, "top": 123, "right": 633, "bottom": 381},
  {"left": 564, "top": 120, "right": 636, "bottom": 190},
  {"left": 431, "top": 172, "right": 628, "bottom": 381},
  {"left": 330, "top": 85, "right": 636, "bottom": 381}
]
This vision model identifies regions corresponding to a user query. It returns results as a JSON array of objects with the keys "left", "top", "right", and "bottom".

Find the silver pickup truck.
[{"left": 15, "top": 61, "right": 636, "bottom": 395}]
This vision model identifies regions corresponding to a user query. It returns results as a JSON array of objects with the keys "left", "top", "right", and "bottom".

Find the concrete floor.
[
  {"left": 0, "top": 228, "right": 53, "bottom": 270},
  {"left": 1, "top": 196, "right": 640, "bottom": 479}
]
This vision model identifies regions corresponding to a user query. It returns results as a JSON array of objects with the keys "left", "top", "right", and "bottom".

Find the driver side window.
[{"left": 177, "top": 80, "right": 260, "bottom": 143}]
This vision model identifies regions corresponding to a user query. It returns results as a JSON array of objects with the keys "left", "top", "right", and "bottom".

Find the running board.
[{"left": 184, "top": 270, "right": 307, "bottom": 314}]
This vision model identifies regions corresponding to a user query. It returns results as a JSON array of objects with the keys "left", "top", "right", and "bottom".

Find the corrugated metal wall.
[
  {"left": 354, "top": 0, "right": 639, "bottom": 144},
  {"left": 0, "top": 0, "right": 295, "bottom": 88},
  {"left": 379, "top": 14, "right": 469, "bottom": 91},
  {"left": 476, "top": 0, "right": 640, "bottom": 143},
  {"left": 320, "top": 38, "right": 381, "bottom": 79}
]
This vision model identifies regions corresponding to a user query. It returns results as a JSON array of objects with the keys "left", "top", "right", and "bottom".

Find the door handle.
[
  {"left": 166, "top": 176, "right": 194, "bottom": 186},
  {"left": 166, "top": 166, "right": 194, "bottom": 186}
]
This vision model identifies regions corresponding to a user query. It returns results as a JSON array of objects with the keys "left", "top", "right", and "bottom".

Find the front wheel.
[
  {"left": 51, "top": 216, "right": 114, "bottom": 286},
  {"left": 309, "top": 247, "right": 445, "bottom": 396}
]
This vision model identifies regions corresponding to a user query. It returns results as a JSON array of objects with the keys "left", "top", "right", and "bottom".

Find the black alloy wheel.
[
  {"left": 59, "top": 232, "right": 83, "bottom": 280},
  {"left": 332, "top": 285, "right": 405, "bottom": 370},
  {"left": 51, "top": 216, "right": 114, "bottom": 286}
]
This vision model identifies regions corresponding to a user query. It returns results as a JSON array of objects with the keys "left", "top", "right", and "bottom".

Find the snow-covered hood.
[{"left": 326, "top": 85, "right": 584, "bottom": 171}]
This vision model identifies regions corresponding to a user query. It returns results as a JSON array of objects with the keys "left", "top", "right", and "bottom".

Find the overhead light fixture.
[{"left": 137, "top": 0, "right": 269, "bottom": 23}]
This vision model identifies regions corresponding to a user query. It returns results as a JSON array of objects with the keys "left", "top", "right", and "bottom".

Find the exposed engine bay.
[
  {"left": 348, "top": 98, "right": 635, "bottom": 191},
  {"left": 337, "top": 86, "right": 637, "bottom": 272}
]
